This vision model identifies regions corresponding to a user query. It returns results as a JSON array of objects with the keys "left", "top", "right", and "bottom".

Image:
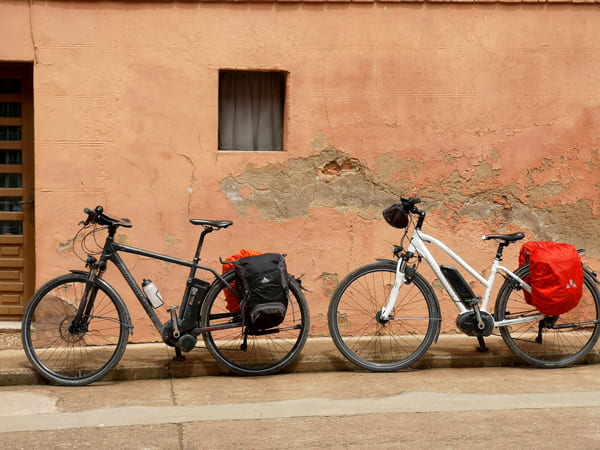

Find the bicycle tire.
[
  {"left": 21, "top": 273, "right": 130, "bottom": 386},
  {"left": 200, "top": 270, "right": 310, "bottom": 376},
  {"left": 328, "top": 261, "right": 440, "bottom": 372},
  {"left": 495, "top": 265, "right": 600, "bottom": 368}
]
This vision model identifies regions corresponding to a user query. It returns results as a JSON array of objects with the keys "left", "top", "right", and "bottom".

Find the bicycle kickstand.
[
  {"left": 173, "top": 347, "right": 186, "bottom": 361},
  {"left": 476, "top": 336, "right": 489, "bottom": 353}
]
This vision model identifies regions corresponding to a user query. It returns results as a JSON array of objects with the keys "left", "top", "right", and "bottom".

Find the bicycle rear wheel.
[
  {"left": 328, "top": 261, "right": 440, "bottom": 372},
  {"left": 200, "top": 270, "right": 310, "bottom": 376},
  {"left": 495, "top": 265, "right": 600, "bottom": 368},
  {"left": 21, "top": 273, "right": 130, "bottom": 386}
]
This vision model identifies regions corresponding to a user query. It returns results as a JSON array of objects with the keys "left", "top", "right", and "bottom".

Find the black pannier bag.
[{"left": 235, "top": 253, "right": 290, "bottom": 331}]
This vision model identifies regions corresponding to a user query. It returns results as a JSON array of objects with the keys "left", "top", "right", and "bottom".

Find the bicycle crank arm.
[{"left": 168, "top": 306, "right": 180, "bottom": 338}]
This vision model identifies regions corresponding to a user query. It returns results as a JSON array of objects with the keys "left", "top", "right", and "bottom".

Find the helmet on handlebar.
[{"left": 382, "top": 203, "right": 409, "bottom": 229}]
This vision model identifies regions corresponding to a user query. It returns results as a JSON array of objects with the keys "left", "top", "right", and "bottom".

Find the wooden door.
[{"left": 0, "top": 63, "right": 34, "bottom": 320}]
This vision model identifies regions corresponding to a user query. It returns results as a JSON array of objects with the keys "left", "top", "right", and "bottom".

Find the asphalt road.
[{"left": 1, "top": 365, "right": 600, "bottom": 449}]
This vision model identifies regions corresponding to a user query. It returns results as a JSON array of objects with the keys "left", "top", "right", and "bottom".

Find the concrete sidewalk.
[{"left": 2, "top": 335, "right": 599, "bottom": 386}]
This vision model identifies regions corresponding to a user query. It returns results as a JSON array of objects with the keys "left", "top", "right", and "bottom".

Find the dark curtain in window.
[{"left": 219, "top": 71, "right": 285, "bottom": 151}]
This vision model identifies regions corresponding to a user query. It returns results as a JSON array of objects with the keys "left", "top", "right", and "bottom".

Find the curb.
[{"left": 3, "top": 336, "right": 599, "bottom": 386}]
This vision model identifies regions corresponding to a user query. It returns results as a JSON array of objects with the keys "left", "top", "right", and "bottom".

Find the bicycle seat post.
[
  {"left": 495, "top": 242, "right": 508, "bottom": 261},
  {"left": 189, "top": 226, "right": 213, "bottom": 278}
]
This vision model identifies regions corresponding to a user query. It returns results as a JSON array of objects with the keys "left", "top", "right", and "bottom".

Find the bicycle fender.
[
  {"left": 375, "top": 259, "right": 442, "bottom": 343},
  {"left": 584, "top": 265, "right": 600, "bottom": 284},
  {"left": 69, "top": 269, "right": 88, "bottom": 275},
  {"left": 69, "top": 270, "right": 134, "bottom": 335}
]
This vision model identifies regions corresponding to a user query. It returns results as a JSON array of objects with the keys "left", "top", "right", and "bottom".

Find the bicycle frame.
[
  {"left": 84, "top": 227, "right": 236, "bottom": 335},
  {"left": 381, "top": 227, "right": 541, "bottom": 327}
]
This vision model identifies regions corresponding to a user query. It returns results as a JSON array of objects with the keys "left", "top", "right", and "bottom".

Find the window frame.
[{"left": 217, "top": 69, "right": 287, "bottom": 153}]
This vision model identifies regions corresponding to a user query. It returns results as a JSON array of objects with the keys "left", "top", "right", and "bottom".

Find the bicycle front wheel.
[
  {"left": 328, "top": 261, "right": 440, "bottom": 372},
  {"left": 21, "top": 273, "right": 130, "bottom": 386},
  {"left": 495, "top": 265, "right": 600, "bottom": 368},
  {"left": 200, "top": 270, "right": 310, "bottom": 376}
]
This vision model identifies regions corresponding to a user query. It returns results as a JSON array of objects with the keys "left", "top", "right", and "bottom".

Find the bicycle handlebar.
[
  {"left": 81, "top": 205, "right": 132, "bottom": 229},
  {"left": 401, "top": 196, "right": 422, "bottom": 214}
]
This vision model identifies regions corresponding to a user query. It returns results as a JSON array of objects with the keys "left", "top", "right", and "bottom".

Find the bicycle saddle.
[
  {"left": 189, "top": 219, "right": 233, "bottom": 229},
  {"left": 482, "top": 232, "right": 524, "bottom": 242}
]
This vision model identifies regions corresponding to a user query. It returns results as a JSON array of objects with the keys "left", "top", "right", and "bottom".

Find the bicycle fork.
[
  {"left": 379, "top": 256, "right": 409, "bottom": 322},
  {"left": 70, "top": 256, "right": 102, "bottom": 335}
]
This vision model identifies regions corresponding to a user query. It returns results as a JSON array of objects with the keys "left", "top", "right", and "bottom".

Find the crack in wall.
[{"left": 177, "top": 153, "right": 196, "bottom": 214}]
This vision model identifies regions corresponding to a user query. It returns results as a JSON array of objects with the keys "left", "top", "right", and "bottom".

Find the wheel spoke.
[
  {"left": 496, "top": 266, "right": 600, "bottom": 368},
  {"left": 328, "top": 262, "right": 438, "bottom": 371},
  {"left": 22, "top": 274, "right": 129, "bottom": 385},
  {"left": 201, "top": 271, "right": 309, "bottom": 375}
]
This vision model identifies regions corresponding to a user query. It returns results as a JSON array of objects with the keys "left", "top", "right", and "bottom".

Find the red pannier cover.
[
  {"left": 518, "top": 241, "right": 583, "bottom": 316},
  {"left": 222, "top": 249, "right": 263, "bottom": 313}
]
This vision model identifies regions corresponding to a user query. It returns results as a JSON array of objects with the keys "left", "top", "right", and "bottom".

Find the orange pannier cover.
[{"left": 519, "top": 241, "right": 583, "bottom": 316}]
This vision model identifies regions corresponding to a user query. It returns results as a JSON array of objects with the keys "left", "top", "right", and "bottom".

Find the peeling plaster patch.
[
  {"left": 472, "top": 161, "right": 500, "bottom": 181},
  {"left": 588, "top": 149, "right": 599, "bottom": 172},
  {"left": 523, "top": 181, "right": 567, "bottom": 204},
  {"left": 490, "top": 148, "right": 501, "bottom": 161},
  {"left": 311, "top": 131, "right": 326, "bottom": 151},
  {"left": 221, "top": 147, "right": 397, "bottom": 222},
  {"left": 320, "top": 159, "right": 360, "bottom": 176},
  {"left": 459, "top": 200, "right": 496, "bottom": 222},
  {"left": 221, "top": 138, "right": 600, "bottom": 257},
  {"left": 58, "top": 240, "right": 71, "bottom": 251},
  {"left": 459, "top": 197, "right": 600, "bottom": 255},
  {"left": 221, "top": 176, "right": 248, "bottom": 218},
  {"left": 374, "top": 153, "right": 419, "bottom": 185},
  {"left": 321, "top": 272, "right": 339, "bottom": 297},
  {"left": 511, "top": 200, "right": 600, "bottom": 253},
  {"left": 115, "top": 234, "right": 131, "bottom": 245},
  {"left": 164, "top": 234, "right": 180, "bottom": 246},
  {"left": 443, "top": 153, "right": 465, "bottom": 164}
]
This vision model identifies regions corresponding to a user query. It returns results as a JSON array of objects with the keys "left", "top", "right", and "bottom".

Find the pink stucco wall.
[{"left": 2, "top": 1, "right": 599, "bottom": 340}]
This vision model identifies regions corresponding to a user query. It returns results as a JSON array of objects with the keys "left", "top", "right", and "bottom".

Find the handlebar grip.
[
  {"left": 82, "top": 206, "right": 104, "bottom": 225},
  {"left": 401, "top": 196, "right": 421, "bottom": 212}
]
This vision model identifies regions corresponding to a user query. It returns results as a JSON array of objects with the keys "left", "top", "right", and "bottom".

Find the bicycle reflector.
[{"left": 383, "top": 203, "right": 409, "bottom": 229}]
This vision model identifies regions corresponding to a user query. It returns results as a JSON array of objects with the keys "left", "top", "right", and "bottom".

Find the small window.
[{"left": 218, "top": 70, "right": 286, "bottom": 152}]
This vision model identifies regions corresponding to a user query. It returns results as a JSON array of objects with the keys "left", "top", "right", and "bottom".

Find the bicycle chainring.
[{"left": 456, "top": 310, "right": 495, "bottom": 337}]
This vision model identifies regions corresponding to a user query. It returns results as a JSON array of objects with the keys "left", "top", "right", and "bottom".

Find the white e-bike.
[{"left": 328, "top": 197, "right": 600, "bottom": 370}]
